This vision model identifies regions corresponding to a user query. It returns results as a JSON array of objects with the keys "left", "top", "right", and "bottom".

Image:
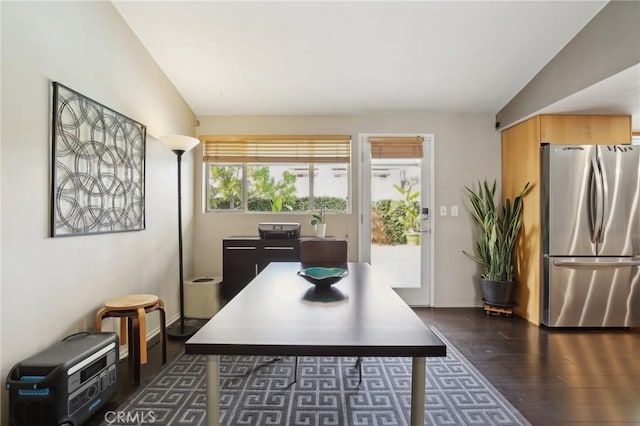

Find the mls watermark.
[{"left": 104, "top": 410, "right": 157, "bottom": 425}]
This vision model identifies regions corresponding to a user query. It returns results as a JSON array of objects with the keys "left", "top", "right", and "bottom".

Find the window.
[{"left": 202, "top": 135, "right": 351, "bottom": 213}]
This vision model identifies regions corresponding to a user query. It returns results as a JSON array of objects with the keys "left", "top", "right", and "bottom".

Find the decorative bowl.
[{"left": 297, "top": 267, "right": 348, "bottom": 286}]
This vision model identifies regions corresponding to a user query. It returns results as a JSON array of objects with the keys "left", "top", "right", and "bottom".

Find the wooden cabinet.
[
  {"left": 501, "top": 114, "right": 631, "bottom": 325},
  {"left": 222, "top": 239, "right": 259, "bottom": 302},
  {"left": 539, "top": 115, "right": 631, "bottom": 145},
  {"left": 222, "top": 238, "right": 300, "bottom": 301}
]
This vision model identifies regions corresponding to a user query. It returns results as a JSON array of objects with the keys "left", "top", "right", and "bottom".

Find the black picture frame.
[{"left": 51, "top": 82, "right": 146, "bottom": 237}]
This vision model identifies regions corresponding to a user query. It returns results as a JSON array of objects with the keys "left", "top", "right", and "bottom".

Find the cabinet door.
[
  {"left": 259, "top": 240, "right": 300, "bottom": 271},
  {"left": 540, "top": 115, "right": 631, "bottom": 145},
  {"left": 222, "top": 241, "right": 258, "bottom": 301}
]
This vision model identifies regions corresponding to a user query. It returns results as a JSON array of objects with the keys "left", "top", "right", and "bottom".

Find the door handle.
[
  {"left": 553, "top": 260, "right": 640, "bottom": 268},
  {"left": 595, "top": 157, "right": 606, "bottom": 244},
  {"left": 589, "top": 157, "right": 604, "bottom": 244}
]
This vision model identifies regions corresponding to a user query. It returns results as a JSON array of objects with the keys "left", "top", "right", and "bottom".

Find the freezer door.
[
  {"left": 597, "top": 145, "right": 640, "bottom": 256},
  {"left": 542, "top": 145, "right": 597, "bottom": 256},
  {"left": 541, "top": 256, "right": 640, "bottom": 327}
]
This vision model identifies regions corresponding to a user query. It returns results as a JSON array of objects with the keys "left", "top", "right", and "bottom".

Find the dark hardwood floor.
[
  {"left": 87, "top": 308, "right": 640, "bottom": 426},
  {"left": 416, "top": 308, "right": 640, "bottom": 426}
]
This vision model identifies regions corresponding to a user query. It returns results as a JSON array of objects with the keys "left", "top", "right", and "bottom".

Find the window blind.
[
  {"left": 369, "top": 136, "right": 424, "bottom": 159},
  {"left": 201, "top": 135, "right": 351, "bottom": 163}
]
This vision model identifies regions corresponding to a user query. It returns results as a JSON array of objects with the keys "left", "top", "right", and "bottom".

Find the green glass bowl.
[{"left": 297, "top": 267, "right": 348, "bottom": 286}]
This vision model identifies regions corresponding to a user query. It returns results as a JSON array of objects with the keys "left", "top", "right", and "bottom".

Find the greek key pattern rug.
[{"left": 107, "top": 329, "right": 530, "bottom": 426}]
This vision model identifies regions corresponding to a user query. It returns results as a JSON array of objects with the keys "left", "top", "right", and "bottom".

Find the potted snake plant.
[{"left": 463, "top": 179, "right": 530, "bottom": 306}]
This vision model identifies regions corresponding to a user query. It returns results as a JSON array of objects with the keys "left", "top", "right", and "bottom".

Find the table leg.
[
  {"left": 410, "top": 356, "right": 426, "bottom": 426},
  {"left": 206, "top": 355, "right": 220, "bottom": 426}
]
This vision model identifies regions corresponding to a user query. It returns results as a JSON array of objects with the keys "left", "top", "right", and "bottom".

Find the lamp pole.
[
  {"left": 175, "top": 150, "right": 188, "bottom": 335},
  {"left": 161, "top": 135, "right": 202, "bottom": 339}
]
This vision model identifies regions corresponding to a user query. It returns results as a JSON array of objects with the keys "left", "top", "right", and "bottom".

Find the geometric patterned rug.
[{"left": 106, "top": 329, "right": 531, "bottom": 425}]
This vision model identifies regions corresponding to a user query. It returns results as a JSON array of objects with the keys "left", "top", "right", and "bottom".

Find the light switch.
[
  {"left": 439, "top": 206, "right": 447, "bottom": 216},
  {"left": 450, "top": 205, "right": 459, "bottom": 217}
]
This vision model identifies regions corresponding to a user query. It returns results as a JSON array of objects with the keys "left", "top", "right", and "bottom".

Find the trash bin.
[{"left": 184, "top": 276, "right": 222, "bottom": 319}]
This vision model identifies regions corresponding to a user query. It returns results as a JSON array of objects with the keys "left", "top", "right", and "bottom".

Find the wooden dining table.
[{"left": 186, "top": 262, "right": 446, "bottom": 426}]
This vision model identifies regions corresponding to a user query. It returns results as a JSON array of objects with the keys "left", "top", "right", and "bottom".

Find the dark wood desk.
[{"left": 186, "top": 262, "right": 446, "bottom": 426}]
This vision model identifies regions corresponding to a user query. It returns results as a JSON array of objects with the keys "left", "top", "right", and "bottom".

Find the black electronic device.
[
  {"left": 258, "top": 222, "right": 301, "bottom": 239},
  {"left": 7, "top": 332, "right": 118, "bottom": 426}
]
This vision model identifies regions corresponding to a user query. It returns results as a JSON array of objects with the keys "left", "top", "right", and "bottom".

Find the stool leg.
[
  {"left": 137, "top": 307, "right": 147, "bottom": 364},
  {"left": 95, "top": 308, "right": 107, "bottom": 332},
  {"left": 130, "top": 317, "right": 141, "bottom": 385},
  {"left": 119, "top": 318, "right": 127, "bottom": 346},
  {"left": 158, "top": 305, "right": 167, "bottom": 365},
  {"left": 126, "top": 318, "right": 134, "bottom": 372}
]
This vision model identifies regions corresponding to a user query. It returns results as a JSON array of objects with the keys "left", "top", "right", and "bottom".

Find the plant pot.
[
  {"left": 315, "top": 223, "right": 326, "bottom": 238},
  {"left": 480, "top": 278, "right": 515, "bottom": 306},
  {"left": 406, "top": 232, "right": 420, "bottom": 246}
]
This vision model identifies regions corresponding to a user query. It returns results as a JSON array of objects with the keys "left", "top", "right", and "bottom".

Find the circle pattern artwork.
[{"left": 52, "top": 83, "right": 146, "bottom": 236}]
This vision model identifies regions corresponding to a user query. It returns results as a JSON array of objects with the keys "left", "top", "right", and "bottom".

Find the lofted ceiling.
[{"left": 113, "top": 1, "right": 638, "bottom": 129}]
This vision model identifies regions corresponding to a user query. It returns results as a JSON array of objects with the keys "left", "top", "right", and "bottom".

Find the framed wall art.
[{"left": 51, "top": 82, "right": 146, "bottom": 237}]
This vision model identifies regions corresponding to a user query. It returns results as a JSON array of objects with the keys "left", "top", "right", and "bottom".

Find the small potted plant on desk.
[
  {"left": 463, "top": 179, "right": 530, "bottom": 309},
  {"left": 311, "top": 207, "right": 327, "bottom": 238}
]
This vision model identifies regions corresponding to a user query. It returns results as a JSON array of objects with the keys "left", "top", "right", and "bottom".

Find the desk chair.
[
  {"left": 297, "top": 239, "right": 362, "bottom": 383},
  {"left": 299, "top": 238, "right": 348, "bottom": 268}
]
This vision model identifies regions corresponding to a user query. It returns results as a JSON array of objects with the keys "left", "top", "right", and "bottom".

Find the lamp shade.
[{"left": 160, "top": 134, "right": 200, "bottom": 152}]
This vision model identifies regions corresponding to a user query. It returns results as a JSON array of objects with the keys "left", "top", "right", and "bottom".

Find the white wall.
[
  {"left": 195, "top": 112, "right": 501, "bottom": 307},
  {"left": 0, "top": 1, "right": 196, "bottom": 419}
]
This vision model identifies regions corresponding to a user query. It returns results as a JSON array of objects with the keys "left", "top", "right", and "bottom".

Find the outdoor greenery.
[
  {"left": 248, "top": 166, "right": 297, "bottom": 212},
  {"left": 463, "top": 179, "right": 531, "bottom": 282},
  {"left": 391, "top": 182, "right": 420, "bottom": 233},
  {"left": 313, "top": 196, "right": 347, "bottom": 212},
  {"left": 371, "top": 199, "right": 419, "bottom": 245},
  {"left": 371, "top": 178, "right": 421, "bottom": 245},
  {"left": 245, "top": 196, "right": 347, "bottom": 212},
  {"left": 208, "top": 165, "right": 348, "bottom": 212},
  {"left": 208, "top": 166, "right": 242, "bottom": 210}
]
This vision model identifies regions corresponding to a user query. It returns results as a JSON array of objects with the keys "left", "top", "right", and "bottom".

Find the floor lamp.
[{"left": 160, "top": 134, "right": 201, "bottom": 339}]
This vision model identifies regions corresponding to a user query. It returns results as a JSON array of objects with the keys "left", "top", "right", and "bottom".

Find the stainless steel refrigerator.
[{"left": 541, "top": 144, "right": 640, "bottom": 327}]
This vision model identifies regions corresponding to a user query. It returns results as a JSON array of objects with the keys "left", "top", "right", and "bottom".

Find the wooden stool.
[{"left": 95, "top": 294, "right": 167, "bottom": 384}]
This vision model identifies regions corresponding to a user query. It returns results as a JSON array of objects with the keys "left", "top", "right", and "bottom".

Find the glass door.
[{"left": 360, "top": 135, "right": 432, "bottom": 306}]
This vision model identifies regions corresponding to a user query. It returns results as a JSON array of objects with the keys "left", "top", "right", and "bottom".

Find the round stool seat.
[{"left": 105, "top": 294, "right": 158, "bottom": 310}]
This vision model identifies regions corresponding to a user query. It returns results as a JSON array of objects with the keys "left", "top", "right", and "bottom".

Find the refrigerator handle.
[
  {"left": 589, "top": 157, "right": 604, "bottom": 244},
  {"left": 596, "top": 157, "right": 606, "bottom": 244},
  {"left": 553, "top": 259, "right": 640, "bottom": 268}
]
